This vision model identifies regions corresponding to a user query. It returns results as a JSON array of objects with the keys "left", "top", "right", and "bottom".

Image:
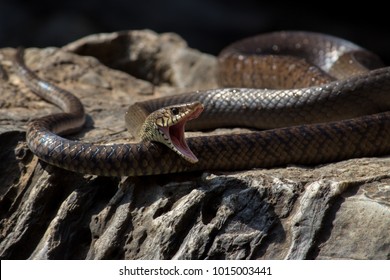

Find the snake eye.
[{"left": 171, "top": 108, "right": 179, "bottom": 115}]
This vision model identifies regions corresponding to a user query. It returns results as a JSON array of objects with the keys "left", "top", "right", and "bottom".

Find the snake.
[{"left": 14, "top": 31, "right": 390, "bottom": 177}]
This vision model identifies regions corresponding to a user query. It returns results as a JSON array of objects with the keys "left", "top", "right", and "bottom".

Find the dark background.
[{"left": 1, "top": 0, "right": 389, "bottom": 63}]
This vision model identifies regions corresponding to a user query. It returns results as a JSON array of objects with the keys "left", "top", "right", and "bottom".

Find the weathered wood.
[{"left": 0, "top": 30, "right": 389, "bottom": 259}]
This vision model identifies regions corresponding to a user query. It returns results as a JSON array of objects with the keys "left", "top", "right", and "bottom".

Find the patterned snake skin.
[{"left": 16, "top": 31, "right": 390, "bottom": 176}]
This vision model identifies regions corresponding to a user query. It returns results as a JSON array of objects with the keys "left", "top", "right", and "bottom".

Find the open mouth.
[{"left": 159, "top": 104, "right": 203, "bottom": 163}]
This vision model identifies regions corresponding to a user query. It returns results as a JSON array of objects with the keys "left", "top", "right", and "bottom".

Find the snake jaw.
[
  {"left": 159, "top": 102, "right": 203, "bottom": 163},
  {"left": 160, "top": 120, "right": 196, "bottom": 163}
]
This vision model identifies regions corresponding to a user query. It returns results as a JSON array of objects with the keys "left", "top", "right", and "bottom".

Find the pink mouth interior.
[
  {"left": 161, "top": 106, "right": 203, "bottom": 163},
  {"left": 170, "top": 120, "right": 198, "bottom": 162}
]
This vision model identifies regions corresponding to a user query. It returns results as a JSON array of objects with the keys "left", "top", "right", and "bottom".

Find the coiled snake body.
[{"left": 16, "top": 31, "right": 390, "bottom": 176}]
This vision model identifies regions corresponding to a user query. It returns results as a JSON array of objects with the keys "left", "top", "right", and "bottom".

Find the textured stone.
[{"left": 0, "top": 30, "right": 389, "bottom": 260}]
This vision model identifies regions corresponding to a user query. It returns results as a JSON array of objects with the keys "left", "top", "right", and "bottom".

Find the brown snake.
[{"left": 15, "top": 31, "right": 390, "bottom": 176}]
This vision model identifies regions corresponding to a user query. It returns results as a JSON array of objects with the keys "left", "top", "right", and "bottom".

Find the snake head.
[{"left": 140, "top": 101, "right": 204, "bottom": 163}]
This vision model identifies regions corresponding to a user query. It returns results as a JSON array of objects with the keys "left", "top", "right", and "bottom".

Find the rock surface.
[{"left": 0, "top": 30, "right": 389, "bottom": 260}]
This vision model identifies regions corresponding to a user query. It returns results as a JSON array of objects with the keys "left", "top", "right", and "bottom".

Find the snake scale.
[{"left": 15, "top": 31, "right": 390, "bottom": 176}]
